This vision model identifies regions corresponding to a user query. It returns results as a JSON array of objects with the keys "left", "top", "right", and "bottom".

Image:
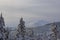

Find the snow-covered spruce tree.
[
  {"left": 0, "top": 13, "right": 6, "bottom": 40},
  {"left": 51, "top": 24, "right": 58, "bottom": 40},
  {"left": 16, "top": 17, "right": 26, "bottom": 40},
  {"left": 0, "top": 13, "right": 9, "bottom": 40}
]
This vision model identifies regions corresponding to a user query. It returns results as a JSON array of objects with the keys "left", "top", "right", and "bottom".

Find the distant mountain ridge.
[
  {"left": 45, "top": 22, "right": 60, "bottom": 26},
  {"left": 33, "top": 20, "right": 48, "bottom": 27},
  {"left": 29, "top": 22, "right": 60, "bottom": 34}
]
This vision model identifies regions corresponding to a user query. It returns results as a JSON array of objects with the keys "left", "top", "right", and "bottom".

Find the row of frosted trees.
[
  {"left": 12, "top": 18, "right": 58, "bottom": 40},
  {"left": 0, "top": 13, "right": 59, "bottom": 40}
]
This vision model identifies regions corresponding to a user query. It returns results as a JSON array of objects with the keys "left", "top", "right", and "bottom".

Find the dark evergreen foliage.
[{"left": 17, "top": 17, "right": 26, "bottom": 40}]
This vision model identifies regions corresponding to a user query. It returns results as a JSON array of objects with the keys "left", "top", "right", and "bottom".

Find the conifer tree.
[
  {"left": 51, "top": 24, "right": 57, "bottom": 40},
  {"left": 0, "top": 13, "right": 6, "bottom": 40},
  {"left": 0, "top": 13, "right": 9, "bottom": 40},
  {"left": 17, "top": 17, "right": 26, "bottom": 40}
]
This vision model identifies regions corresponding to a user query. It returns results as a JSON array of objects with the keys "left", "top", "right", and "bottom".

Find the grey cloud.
[{"left": 0, "top": 0, "right": 60, "bottom": 27}]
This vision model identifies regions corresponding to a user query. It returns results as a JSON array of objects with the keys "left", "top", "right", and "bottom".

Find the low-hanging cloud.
[{"left": 0, "top": 0, "right": 60, "bottom": 27}]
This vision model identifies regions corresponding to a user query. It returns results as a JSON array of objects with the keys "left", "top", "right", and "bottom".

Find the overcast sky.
[{"left": 0, "top": 0, "right": 60, "bottom": 27}]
